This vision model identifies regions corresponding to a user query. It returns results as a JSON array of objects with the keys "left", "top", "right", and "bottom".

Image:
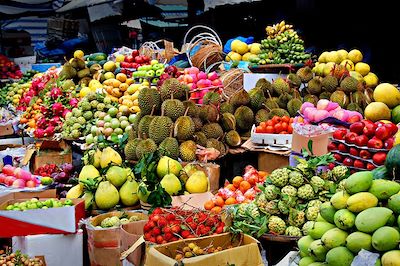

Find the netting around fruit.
[
  {"left": 220, "top": 68, "right": 248, "bottom": 100},
  {"left": 139, "top": 40, "right": 175, "bottom": 63}
]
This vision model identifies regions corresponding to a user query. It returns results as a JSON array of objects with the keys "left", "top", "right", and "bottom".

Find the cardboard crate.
[
  {"left": 0, "top": 123, "right": 14, "bottom": 136},
  {"left": 25, "top": 140, "right": 72, "bottom": 171},
  {"left": 0, "top": 193, "right": 84, "bottom": 237},
  {"left": 291, "top": 130, "right": 332, "bottom": 156},
  {"left": 145, "top": 232, "right": 264, "bottom": 266}
]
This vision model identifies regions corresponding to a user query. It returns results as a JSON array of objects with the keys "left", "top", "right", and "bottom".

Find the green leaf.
[{"left": 307, "top": 140, "right": 314, "bottom": 156}]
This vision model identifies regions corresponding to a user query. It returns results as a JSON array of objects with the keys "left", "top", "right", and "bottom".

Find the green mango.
[
  {"left": 344, "top": 171, "right": 373, "bottom": 194},
  {"left": 368, "top": 179, "right": 400, "bottom": 200},
  {"left": 355, "top": 207, "right": 393, "bottom": 233}
]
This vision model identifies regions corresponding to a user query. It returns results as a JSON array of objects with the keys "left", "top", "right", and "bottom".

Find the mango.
[
  {"left": 321, "top": 228, "right": 348, "bottom": 249},
  {"left": 308, "top": 222, "right": 336, "bottom": 240},
  {"left": 355, "top": 207, "right": 393, "bottom": 233},
  {"left": 316, "top": 214, "right": 327, "bottom": 222},
  {"left": 381, "top": 250, "right": 400, "bottom": 266},
  {"left": 298, "top": 235, "right": 315, "bottom": 255},
  {"left": 325, "top": 247, "right": 354, "bottom": 266},
  {"left": 375, "top": 259, "right": 381, "bottom": 266},
  {"left": 334, "top": 209, "right": 355, "bottom": 230},
  {"left": 308, "top": 240, "right": 328, "bottom": 262},
  {"left": 319, "top": 202, "right": 336, "bottom": 223},
  {"left": 308, "top": 263, "right": 325, "bottom": 266},
  {"left": 344, "top": 171, "right": 373, "bottom": 194},
  {"left": 372, "top": 226, "right": 400, "bottom": 251},
  {"left": 368, "top": 179, "right": 400, "bottom": 200},
  {"left": 388, "top": 194, "right": 400, "bottom": 214},
  {"left": 346, "top": 231, "right": 372, "bottom": 253},
  {"left": 346, "top": 192, "right": 378, "bottom": 212},
  {"left": 386, "top": 214, "right": 396, "bottom": 226},
  {"left": 299, "top": 257, "right": 315, "bottom": 266},
  {"left": 330, "top": 191, "right": 350, "bottom": 209}
]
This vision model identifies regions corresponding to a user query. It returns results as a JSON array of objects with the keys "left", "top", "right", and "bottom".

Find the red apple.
[
  {"left": 2, "top": 165, "right": 15, "bottom": 176},
  {"left": 348, "top": 115, "right": 361, "bottom": 123},
  {"left": 349, "top": 147, "right": 359, "bottom": 157},
  {"left": 5, "top": 176, "right": 16, "bottom": 186},
  {"left": 328, "top": 142, "right": 337, "bottom": 151},
  {"left": 366, "top": 163, "right": 376, "bottom": 170},
  {"left": 375, "top": 121, "right": 385, "bottom": 127},
  {"left": 349, "top": 121, "right": 365, "bottom": 135},
  {"left": 372, "top": 152, "right": 387, "bottom": 165},
  {"left": 384, "top": 123, "right": 398, "bottom": 136},
  {"left": 333, "top": 128, "right": 347, "bottom": 140},
  {"left": 355, "top": 135, "right": 369, "bottom": 147},
  {"left": 338, "top": 143, "right": 349, "bottom": 153},
  {"left": 131, "top": 49, "right": 139, "bottom": 57},
  {"left": 343, "top": 157, "right": 354, "bottom": 166},
  {"left": 359, "top": 150, "right": 372, "bottom": 159},
  {"left": 384, "top": 138, "right": 394, "bottom": 149},
  {"left": 345, "top": 132, "right": 358, "bottom": 144},
  {"left": 367, "top": 138, "right": 383, "bottom": 149},
  {"left": 375, "top": 126, "right": 390, "bottom": 140},
  {"left": 363, "top": 123, "right": 377, "bottom": 138},
  {"left": 353, "top": 159, "right": 365, "bottom": 169},
  {"left": 12, "top": 179, "right": 25, "bottom": 188},
  {"left": 125, "top": 55, "right": 134, "bottom": 63},
  {"left": 135, "top": 56, "right": 143, "bottom": 64},
  {"left": 333, "top": 153, "right": 343, "bottom": 162}
]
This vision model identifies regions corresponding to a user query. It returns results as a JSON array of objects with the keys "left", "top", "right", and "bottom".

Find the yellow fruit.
[
  {"left": 185, "top": 171, "right": 208, "bottom": 193},
  {"left": 355, "top": 62, "right": 370, "bottom": 76},
  {"left": 119, "top": 83, "right": 128, "bottom": 92},
  {"left": 234, "top": 41, "right": 249, "bottom": 55},
  {"left": 364, "top": 72, "right": 379, "bottom": 88},
  {"left": 122, "top": 99, "right": 133, "bottom": 107},
  {"left": 66, "top": 184, "right": 83, "bottom": 199},
  {"left": 227, "top": 52, "right": 241, "bottom": 62},
  {"left": 250, "top": 43, "right": 261, "bottom": 54},
  {"left": 395, "top": 131, "right": 400, "bottom": 146},
  {"left": 111, "top": 79, "right": 121, "bottom": 88},
  {"left": 129, "top": 106, "right": 140, "bottom": 113},
  {"left": 349, "top": 71, "right": 364, "bottom": 82},
  {"left": 225, "top": 51, "right": 234, "bottom": 61},
  {"left": 119, "top": 105, "right": 129, "bottom": 115},
  {"left": 132, "top": 90, "right": 140, "bottom": 100},
  {"left": 230, "top": 40, "right": 241, "bottom": 51},
  {"left": 93, "top": 149, "right": 102, "bottom": 168},
  {"left": 100, "top": 147, "right": 122, "bottom": 168},
  {"left": 116, "top": 73, "right": 127, "bottom": 83},
  {"left": 127, "top": 84, "right": 139, "bottom": 94},
  {"left": 104, "top": 72, "right": 115, "bottom": 80},
  {"left": 373, "top": 83, "right": 400, "bottom": 108},
  {"left": 318, "top": 52, "right": 329, "bottom": 63},
  {"left": 337, "top": 49, "right": 348, "bottom": 62},
  {"left": 125, "top": 78, "right": 134, "bottom": 85},
  {"left": 79, "top": 165, "right": 100, "bottom": 182},
  {"left": 160, "top": 174, "right": 182, "bottom": 195},
  {"left": 73, "top": 50, "right": 84, "bottom": 59},
  {"left": 115, "top": 54, "right": 125, "bottom": 62},
  {"left": 364, "top": 102, "right": 391, "bottom": 122},
  {"left": 89, "top": 80, "right": 102, "bottom": 91},
  {"left": 323, "top": 62, "right": 335, "bottom": 76},
  {"left": 325, "top": 51, "right": 340, "bottom": 63},
  {"left": 348, "top": 49, "right": 363, "bottom": 63},
  {"left": 79, "top": 86, "right": 92, "bottom": 98},
  {"left": 103, "top": 61, "right": 116, "bottom": 72},
  {"left": 340, "top": 59, "right": 355, "bottom": 71},
  {"left": 242, "top": 52, "right": 253, "bottom": 61}
]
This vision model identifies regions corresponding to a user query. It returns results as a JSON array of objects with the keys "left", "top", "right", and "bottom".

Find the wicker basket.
[{"left": 220, "top": 68, "right": 248, "bottom": 100}]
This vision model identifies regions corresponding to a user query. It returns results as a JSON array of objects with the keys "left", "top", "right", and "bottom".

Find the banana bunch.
[{"left": 265, "top": 21, "right": 294, "bottom": 39}]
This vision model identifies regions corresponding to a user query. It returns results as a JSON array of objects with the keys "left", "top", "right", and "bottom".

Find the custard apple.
[
  {"left": 297, "top": 184, "right": 315, "bottom": 200},
  {"left": 281, "top": 185, "right": 297, "bottom": 197},
  {"left": 310, "top": 176, "right": 325, "bottom": 191},
  {"left": 268, "top": 216, "right": 286, "bottom": 235},
  {"left": 264, "top": 184, "right": 280, "bottom": 200},
  {"left": 288, "top": 208, "right": 305, "bottom": 227},
  {"left": 308, "top": 200, "right": 322, "bottom": 209},
  {"left": 289, "top": 171, "right": 304, "bottom": 187},
  {"left": 269, "top": 168, "right": 290, "bottom": 187},
  {"left": 285, "top": 226, "right": 302, "bottom": 237},
  {"left": 305, "top": 206, "right": 319, "bottom": 221},
  {"left": 331, "top": 165, "right": 349, "bottom": 181},
  {"left": 278, "top": 200, "right": 289, "bottom": 215}
]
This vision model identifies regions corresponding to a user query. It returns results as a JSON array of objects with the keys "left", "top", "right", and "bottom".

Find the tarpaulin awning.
[
  {"left": 146, "top": 0, "right": 187, "bottom": 6},
  {"left": 0, "top": 0, "right": 64, "bottom": 15},
  {"left": 121, "top": 19, "right": 142, "bottom": 29},
  {"left": 57, "top": 0, "right": 122, "bottom": 22},
  {"left": 140, "top": 18, "right": 187, "bottom": 28},
  {"left": 156, "top": 4, "right": 187, "bottom": 20},
  {"left": 56, "top": 0, "right": 110, "bottom": 12},
  {"left": 204, "top": 0, "right": 262, "bottom": 11}
]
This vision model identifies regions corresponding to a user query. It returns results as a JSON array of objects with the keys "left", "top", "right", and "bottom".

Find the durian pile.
[
  {"left": 300, "top": 65, "right": 373, "bottom": 115},
  {"left": 258, "top": 21, "right": 312, "bottom": 65},
  {"left": 124, "top": 78, "right": 243, "bottom": 162},
  {"left": 233, "top": 157, "right": 350, "bottom": 237}
]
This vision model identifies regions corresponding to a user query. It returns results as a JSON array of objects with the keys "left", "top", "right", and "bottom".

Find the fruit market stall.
[{"left": 2, "top": 20, "right": 400, "bottom": 266}]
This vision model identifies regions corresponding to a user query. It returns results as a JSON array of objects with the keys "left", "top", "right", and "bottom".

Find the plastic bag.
[
  {"left": 351, "top": 249, "right": 380, "bottom": 266},
  {"left": 0, "top": 147, "right": 29, "bottom": 171}
]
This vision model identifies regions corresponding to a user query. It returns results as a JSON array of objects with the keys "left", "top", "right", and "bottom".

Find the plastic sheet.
[{"left": 351, "top": 249, "right": 380, "bottom": 266}]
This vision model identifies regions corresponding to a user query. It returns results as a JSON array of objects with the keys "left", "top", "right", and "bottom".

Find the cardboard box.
[
  {"left": 291, "top": 130, "right": 332, "bottom": 156},
  {"left": 12, "top": 229, "right": 83, "bottom": 266},
  {"left": 25, "top": 140, "right": 72, "bottom": 171},
  {"left": 171, "top": 192, "right": 214, "bottom": 209},
  {"left": 0, "top": 195, "right": 84, "bottom": 237},
  {"left": 145, "top": 233, "right": 264, "bottom": 266},
  {"left": 258, "top": 152, "right": 289, "bottom": 173},
  {"left": 0, "top": 123, "right": 14, "bottom": 136},
  {"left": 87, "top": 211, "right": 148, "bottom": 266}
]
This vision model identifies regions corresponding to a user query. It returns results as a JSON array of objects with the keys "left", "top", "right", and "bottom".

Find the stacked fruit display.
[
  {"left": 313, "top": 49, "right": 379, "bottom": 89},
  {"left": 298, "top": 100, "right": 362, "bottom": 124},
  {"left": 0, "top": 54, "right": 23, "bottom": 79},
  {"left": 0, "top": 165, "right": 41, "bottom": 188},
  {"left": 34, "top": 163, "right": 74, "bottom": 184},
  {"left": 0, "top": 249, "right": 45, "bottom": 266},
  {"left": 257, "top": 21, "right": 311, "bottom": 65},
  {"left": 142, "top": 207, "right": 225, "bottom": 244},
  {"left": 254, "top": 115, "right": 294, "bottom": 134},
  {"left": 298, "top": 171, "right": 400, "bottom": 266},
  {"left": 131, "top": 60, "right": 165, "bottom": 84},
  {"left": 330, "top": 120, "right": 397, "bottom": 171},
  {"left": 230, "top": 155, "right": 349, "bottom": 238},
  {"left": 203, "top": 165, "right": 267, "bottom": 213},
  {"left": 365, "top": 83, "right": 400, "bottom": 124},
  {"left": 119, "top": 50, "right": 151, "bottom": 70},
  {"left": 177, "top": 66, "right": 223, "bottom": 104},
  {"left": 225, "top": 40, "right": 261, "bottom": 63},
  {"left": 84, "top": 52, "right": 108, "bottom": 67},
  {"left": 5, "top": 198, "right": 73, "bottom": 211},
  {"left": 96, "top": 214, "right": 143, "bottom": 228},
  {"left": 3, "top": 71, "right": 38, "bottom": 106}
]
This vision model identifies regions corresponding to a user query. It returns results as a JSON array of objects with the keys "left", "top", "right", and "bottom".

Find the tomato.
[
  {"left": 266, "top": 126, "right": 274, "bottom": 133},
  {"left": 281, "top": 122, "right": 288, "bottom": 131},
  {"left": 274, "top": 123, "right": 283, "bottom": 133},
  {"left": 280, "top": 131, "right": 288, "bottom": 134},
  {"left": 289, "top": 117, "right": 294, "bottom": 123},
  {"left": 281, "top": 116, "right": 290, "bottom": 123},
  {"left": 288, "top": 124, "right": 293, "bottom": 133},
  {"left": 272, "top": 116, "right": 281, "bottom": 124},
  {"left": 259, "top": 122, "right": 267, "bottom": 129},
  {"left": 256, "top": 126, "right": 263, "bottom": 133},
  {"left": 266, "top": 120, "right": 275, "bottom": 126}
]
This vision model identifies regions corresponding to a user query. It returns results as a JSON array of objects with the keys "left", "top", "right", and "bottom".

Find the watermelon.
[
  {"left": 391, "top": 105, "right": 400, "bottom": 124},
  {"left": 385, "top": 145, "right": 400, "bottom": 179},
  {"left": 372, "top": 166, "right": 388, "bottom": 180}
]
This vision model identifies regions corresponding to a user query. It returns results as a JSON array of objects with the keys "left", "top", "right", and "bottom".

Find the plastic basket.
[{"left": 32, "top": 63, "right": 61, "bottom": 73}]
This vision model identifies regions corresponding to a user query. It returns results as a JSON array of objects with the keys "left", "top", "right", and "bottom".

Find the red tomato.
[
  {"left": 281, "top": 122, "right": 288, "bottom": 131},
  {"left": 281, "top": 116, "right": 290, "bottom": 123},
  {"left": 256, "top": 126, "right": 263, "bottom": 133},
  {"left": 289, "top": 117, "right": 294, "bottom": 123},
  {"left": 274, "top": 123, "right": 283, "bottom": 133},
  {"left": 266, "top": 126, "right": 274, "bottom": 133},
  {"left": 272, "top": 116, "right": 281, "bottom": 124},
  {"left": 280, "top": 131, "right": 288, "bottom": 134},
  {"left": 266, "top": 120, "right": 275, "bottom": 127},
  {"left": 288, "top": 124, "right": 293, "bottom": 133},
  {"left": 260, "top": 122, "right": 267, "bottom": 129}
]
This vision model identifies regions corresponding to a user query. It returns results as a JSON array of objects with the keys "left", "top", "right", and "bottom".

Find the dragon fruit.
[
  {"left": 52, "top": 102, "right": 64, "bottom": 116},
  {"left": 69, "top": 98, "right": 79, "bottom": 108},
  {"left": 34, "top": 128, "right": 45, "bottom": 138},
  {"left": 44, "top": 126, "right": 55, "bottom": 136},
  {"left": 50, "top": 87, "right": 62, "bottom": 99},
  {"left": 62, "top": 109, "right": 71, "bottom": 118}
]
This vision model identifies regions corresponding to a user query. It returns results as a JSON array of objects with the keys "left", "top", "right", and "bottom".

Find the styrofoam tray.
[{"left": 250, "top": 125, "right": 292, "bottom": 146}]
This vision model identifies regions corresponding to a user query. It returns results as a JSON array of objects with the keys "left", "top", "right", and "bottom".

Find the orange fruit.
[
  {"left": 225, "top": 184, "right": 236, "bottom": 192},
  {"left": 20, "top": 117, "right": 28, "bottom": 124},
  {"left": 225, "top": 197, "right": 237, "bottom": 205},
  {"left": 119, "top": 83, "right": 128, "bottom": 92},
  {"left": 214, "top": 196, "right": 225, "bottom": 207},
  {"left": 232, "top": 176, "right": 243, "bottom": 188},
  {"left": 125, "top": 78, "right": 134, "bottom": 85},
  {"left": 204, "top": 200, "right": 215, "bottom": 210},
  {"left": 211, "top": 206, "right": 222, "bottom": 214},
  {"left": 116, "top": 73, "right": 127, "bottom": 83},
  {"left": 258, "top": 171, "right": 268, "bottom": 178},
  {"left": 239, "top": 181, "right": 251, "bottom": 193}
]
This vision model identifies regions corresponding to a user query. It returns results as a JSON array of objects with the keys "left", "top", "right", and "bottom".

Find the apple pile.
[
  {"left": 298, "top": 99, "right": 363, "bottom": 124},
  {"left": 0, "top": 54, "right": 23, "bottom": 79},
  {"left": 143, "top": 207, "right": 225, "bottom": 244},
  {"left": 255, "top": 115, "right": 294, "bottom": 134},
  {"left": 119, "top": 49, "right": 151, "bottom": 70},
  {"left": 177, "top": 66, "right": 223, "bottom": 104},
  {"left": 131, "top": 60, "right": 165, "bottom": 84},
  {"left": 330, "top": 120, "right": 398, "bottom": 170},
  {"left": 0, "top": 165, "right": 41, "bottom": 188}
]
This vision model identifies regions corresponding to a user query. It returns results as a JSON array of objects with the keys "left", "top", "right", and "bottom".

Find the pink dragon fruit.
[
  {"left": 44, "top": 126, "right": 55, "bottom": 136},
  {"left": 34, "top": 128, "right": 45, "bottom": 138},
  {"left": 36, "top": 117, "right": 47, "bottom": 129},
  {"left": 52, "top": 102, "right": 64, "bottom": 116},
  {"left": 62, "top": 109, "right": 71, "bottom": 118},
  {"left": 50, "top": 87, "right": 62, "bottom": 99},
  {"left": 69, "top": 98, "right": 79, "bottom": 108},
  {"left": 49, "top": 116, "right": 61, "bottom": 126}
]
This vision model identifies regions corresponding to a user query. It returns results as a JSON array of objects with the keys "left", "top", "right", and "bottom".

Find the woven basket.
[{"left": 221, "top": 68, "right": 247, "bottom": 100}]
